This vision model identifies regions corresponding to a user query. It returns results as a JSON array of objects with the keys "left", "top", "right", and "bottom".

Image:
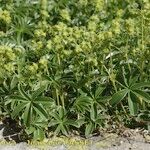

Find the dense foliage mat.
[{"left": 0, "top": 0, "right": 150, "bottom": 140}]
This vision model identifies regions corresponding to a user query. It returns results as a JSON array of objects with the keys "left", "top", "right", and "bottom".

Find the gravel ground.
[{"left": 0, "top": 121, "right": 150, "bottom": 150}]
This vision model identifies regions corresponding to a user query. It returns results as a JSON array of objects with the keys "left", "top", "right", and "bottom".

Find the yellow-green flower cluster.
[
  {"left": 34, "top": 29, "right": 46, "bottom": 38},
  {"left": 0, "top": 0, "right": 149, "bottom": 82},
  {"left": 60, "top": 9, "right": 71, "bottom": 21},
  {"left": 0, "top": 45, "right": 16, "bottom": 77},
  {"left": 0, "top": 31, "right": 6, "bottom": 37},
  {"left": 28, "top": 63, "right": 38, "bottom": 74},
  {"left": 111, "top": 19, "right": 121, "bottom": 35},
  {"left": 93, "top": 0, "right": 105, "bottom": 11},
  {"left": 0, "top": 9, "right": 11, "bottom": 24},
  {"left": 39, "top": 57, "right": 48, "bottom": 67},
  {"left": 40, "top": 0, "right": 49, "bottom": 18},
  {"left": 125, "top": 18, "right": 135, "bottom": 35}
]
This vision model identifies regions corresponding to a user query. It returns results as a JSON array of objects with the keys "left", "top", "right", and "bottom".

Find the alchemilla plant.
[{"left": 0, "top": 0, "right": 150, "bottom": 140}]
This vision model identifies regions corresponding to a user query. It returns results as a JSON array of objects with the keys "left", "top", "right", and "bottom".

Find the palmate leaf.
[
  {"left": 73, "top": 95, "right": 92, "bottom": 112},
  {"left": 110, "top": 89, "right": 128, "bottom": 106}
]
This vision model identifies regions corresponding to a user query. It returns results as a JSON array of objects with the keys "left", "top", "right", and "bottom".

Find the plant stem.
[{"left": 56, "top": 89, "right": 60, "bottom": 106}]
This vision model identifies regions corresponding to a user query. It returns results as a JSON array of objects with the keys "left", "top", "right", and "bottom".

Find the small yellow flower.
[
  {"left": 4, "top": 63, "right": 15, "bottom": 72},
  {"left": 41, "top": 0, "right": 47, "bottom": 10},
  {"left": 94, "top": 0, "right": 104, "bottom": 11},
  {"left": 104, "top": 31, "right": 113, "bottom": 39},
  {"left": 39, "top": 57, "right": 48, "bottom": 67},
  {"left": 125, "top": 18, "right": 135, "bottom": 35},
  {"left": 60, "top": 9, "right": 71, "bottom": 21},
  {"left": 75, "top": 45, "right": 82, "bottom": 53},
  {"left": 0, "top": 10, "right": 11, "bottom": 24},
  {"left": 0, "top": 31, "right": 5, "bottom": 37},
  {"left": 78, "top": 0, "right": 88, "bottom": 6},
  {"left": 63, "top": 50, "right": 72, "bottom": 56},
  {"left": 117, "top": 9, "right": 124, "bottom": 17},
  {"left": 88, "top": 21, "right": 97, "bottom": 31},
  {"left": 34, "top": 29, "right": 46, "bottom": 37},
  {"left": 112, "top": 19, "right": 121, "bottom": 34},
  {"left": 46, "top": 40, "right": 52, "bottom": 49},
  {"left": 28, "top": 63, "right": 38, "bottom": 73},
  {"left": 36, "top": 41, "right": 43, "bottom": 49},
  {"left": 40, "top": 10, "right": 49, "bottom": 18}
]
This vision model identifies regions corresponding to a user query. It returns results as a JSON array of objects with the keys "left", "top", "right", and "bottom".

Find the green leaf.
[
  {"left": 3, "top": 80, "right": 9, "bottom": 91},
  {"left": 76, "top": 118, "right": 85, "bottom": 128},
  {"left": 32, "top": 86, "right": 46, "bottom": 100},
  {"left": 65, "top": 119, "right": 79, "bottom": 128},
  {"left": 23, "top": 103, "right": 32, "bottom": 126},
  {"left": 73, "top": 95, "right": 92, "bottom": 112},
  {"left": 25, "top": 126, "right": 36, "bottom": 135},
  {"left": 96, "top": 96, "right": 111, "bottom": 102},
  {"left": 58, "top": 106, "right": 65, "bottom": 119},
  {"left": 131, "top": 82, "right": 150, "bottom": 90},
  {"left": 34, "top": 96, "right": 54, "bottom": 105},
  {"left": 9, "top": 95, "right": 28, "bottom": 102},
  {"left": 54, "top": 124, "right": 61, "bottom": 135},
  {"left": 18, "top": 84, "right": 31, "bottom": 100},
  {"left": 90, "top": 104, "right": 97, "bottom": 121},
  {"left": 33, "top": 128, "right": 45, "bottom": 140},
  {"left": 33, "top": 103, "right": 48, "bottom": 119},
  {"left": 110, "top": 89, "right": 128, "bottom": 106},
  {"left": 10, "top": 76, "right": 18, "bottom": 90},
  {"left": 50, "top": 111, "right": 61, "bottom": 121},
  {"left": 60, "top": 124, "right": 68, "bottom": 136},
  {"left": 34, "top": 121, "right": 48, "bottom": 128},
  {"left": 85, "top": 122, "right": 94, "bottom": 137},
  {"left": 12, "top": 103, "right": 27, "bottom": 118},
  {"left": 128, "top": 92, "right": 138, "bottom": 115},
  {"left": 49, "top": 119, "right": 59, "bottom": 127},
  {"left": 129, "top": 76, "right": 138, "bottom": 87},
  {"left": 95, "top": 86, "right": 105, "bottom": 98},
  {"left": 133, "top": 90, "right": 150, "bottom": 103}
]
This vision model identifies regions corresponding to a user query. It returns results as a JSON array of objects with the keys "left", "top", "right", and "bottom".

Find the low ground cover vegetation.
[{"left": 0, "top": 0, "right": 150, "bottom": 141}]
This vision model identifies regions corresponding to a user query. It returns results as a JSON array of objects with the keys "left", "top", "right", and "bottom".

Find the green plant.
[
  {"left": 5, "top": 83, "right": 54, "bottom": 140},
  {"left": 110, "top": 74, "right": 150, "bottom": 115},
  {"left": 49, "top": 106, "right": 79, "bottom": 136},
  {"left": 0, "top": 0, "right": 150, "bottom": 141}
]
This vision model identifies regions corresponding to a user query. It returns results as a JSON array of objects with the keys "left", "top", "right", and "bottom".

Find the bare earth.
[{"left": 0, "top": 121, "right": 150, "bottom": 150}]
